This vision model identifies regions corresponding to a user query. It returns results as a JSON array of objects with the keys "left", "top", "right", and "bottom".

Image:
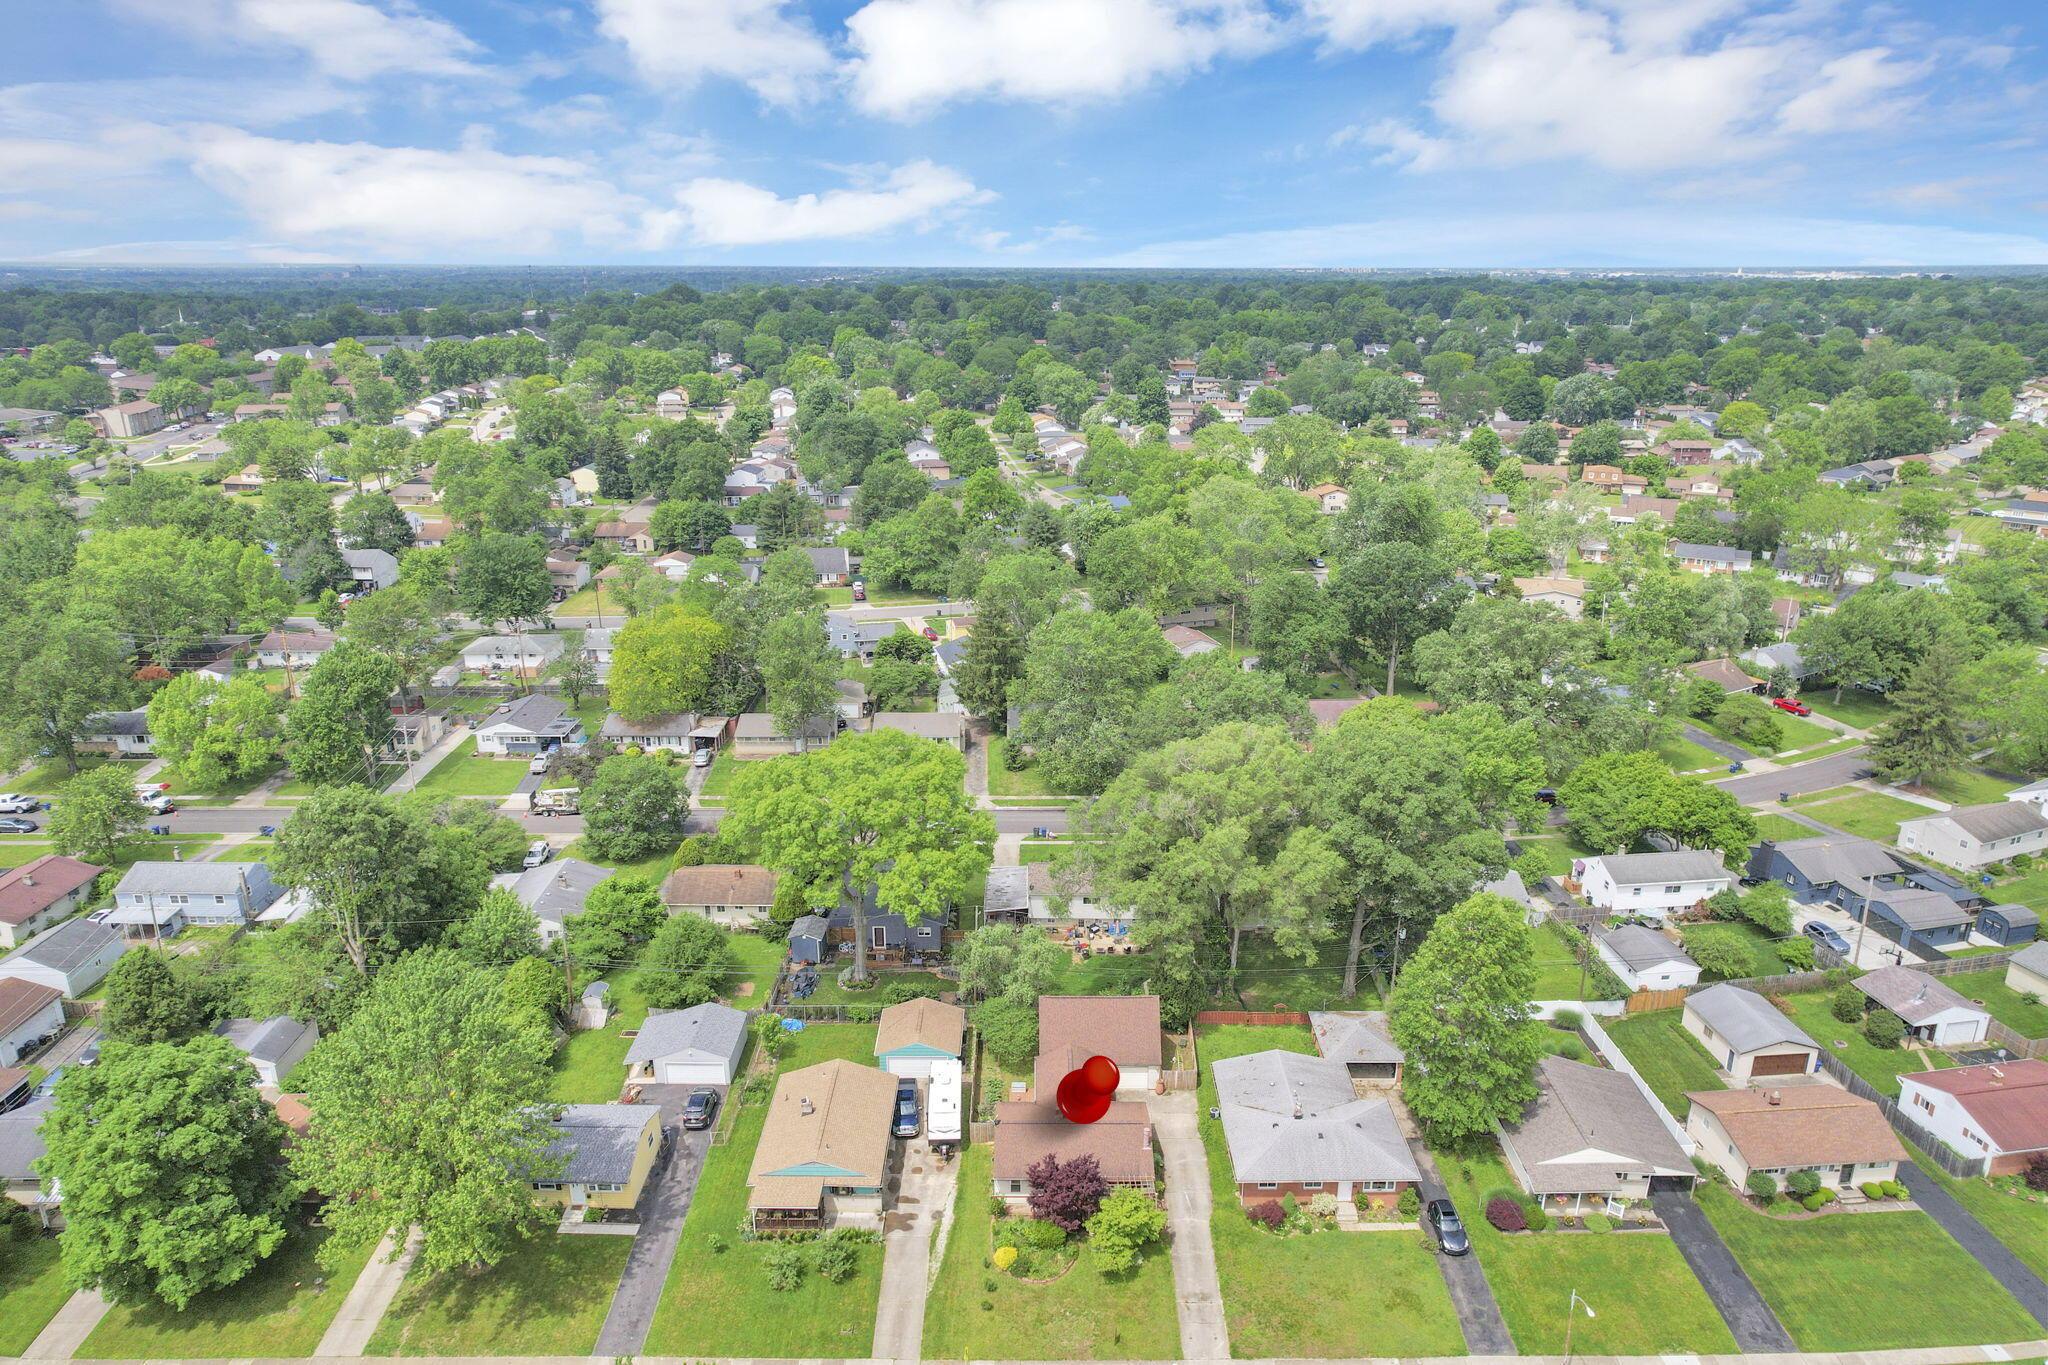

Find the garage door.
[
  {"left": 1348, "top": 1063, "right": 1399, "bottom": 1081},
  {"left": 660, "top": 1062, "right": 730, "bottom": 1085},
  {"left": 1751, "top": 1052, "right": 1809, "bottom": 1077}
]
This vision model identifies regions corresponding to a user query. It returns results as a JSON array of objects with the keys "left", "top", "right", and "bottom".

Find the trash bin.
[{"left": 259, "top": 825, "right": 276, "bottom": 837}]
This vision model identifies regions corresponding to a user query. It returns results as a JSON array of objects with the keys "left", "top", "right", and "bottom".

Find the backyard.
[
  {"left": 1226, "top": 934, "right": 1384, "bottom": 1014},
  {"left": 1603, "top": 1010, "right": 1726, "bottom": 1115},
  {"left": 1195, "top": 1023, "right": 1464, "bottom": 1358},
  {"left": 364, "top": 1233, "right": 630, "bottom": 1356},
  {"left": 921, "top": 1143, "right": 1181, "bottom": 1360},
  {"left": 641, "top": 1024, "right": 884, "bottom": 1358},
  {"left": 1697, "top": 1181, "right": 2040, "bottom": 1350},
  {"left": 79, "top": 1225, "right": 372, "bottom": 1359},
  {"left": 1431, "top": 1141, "right": 1737, "bottom": 1355},
  {"left": 1775, "top": 991, "right": 1950, "bottom": 1096},
  {"left": 1680, "top": 919, "right": 1797, "bottom": 980},
  {"left": 1530, "top": 920, "right": 1603, "bottom": 1001},
  {"left": 1944, "top": 968, "right": 2048, "bottom": 1037},
  {"left": 408, "top": 738, "right": 531, "bottom": 798},
  {"left": 0, "top": 1235, "right": 72, "bottom": 1356}
]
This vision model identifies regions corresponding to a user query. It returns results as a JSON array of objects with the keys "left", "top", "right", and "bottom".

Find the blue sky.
[{"left": 4, "top": 0, "right": 2045, "bottom": 267}]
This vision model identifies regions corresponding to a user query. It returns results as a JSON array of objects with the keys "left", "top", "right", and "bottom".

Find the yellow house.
[{"left": 532, "top": 1104, "right": 662, "bottom": 1212}]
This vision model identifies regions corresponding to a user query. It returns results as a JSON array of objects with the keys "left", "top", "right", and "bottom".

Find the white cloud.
[
  {"left": 642, "top": 160, "right": 993, "bottom": 247},
  {"left": 1777, "top": 48, "right": 1918, "bottom": 134},
  {"left": 512, "top": 94, "right": 622, "bottom": 135},
  {"left": 35, "top": 238, "right": 349, "bottom": 264},
  {"left": 186, "top": 129, "right": 633, "bottom": 255},
  {"left": 1329, "top": 117, "right": 1455, "bottom": 171},
  {"left": 592, "top": 0, "right": 834, "bottom": 106},
  {"left": 1299, "top": 0, "right": 1499, "bottom": 49},
  {"left": 843, "top": 0, "right": 1283, "bottom": 119},
  {"left": 113, "top": 0, "right": 482, "bottom": 80}
]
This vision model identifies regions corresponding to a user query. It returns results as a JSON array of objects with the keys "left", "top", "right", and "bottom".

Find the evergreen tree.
[
  {"left": 1869, "top": 638, "right": 1976, "bottom": 786},
  {"left": 591, "top": 425, "right": 633, "bottom": 499},
  {"left": 953, "top": 609, "right": 1024, "bottom": 721}
]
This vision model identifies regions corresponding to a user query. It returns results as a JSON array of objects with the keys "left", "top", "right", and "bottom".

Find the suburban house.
[
  {"left": 1497, "top": 1055, "right": 1695, "bottom": 1213},
  {"left": 1212, "top": 1050, "right": 1419, "bottom": 1209},
  {"left": 385, "top": 710, "right": 448, "bottom": 763},
  {"left": 1305, "top": 483, "right": 1350, "bottom": 514},
  {"left": 2005, "top": 940, "right": 2048, "bottom": 997},
  {"left": 0, "top": 1096, "right": 58, "bottom": 1227},
  {"left": 212, "top": 1016, "right": 318, "bottom": 1087},
  {"left": 1899, "top": 803, "right": 2048, "bottom": 872},
  {"left": 593, "top": 520, "right": 655, "bottom": 554},
  {"left": 1513, "top": 576, "right": 1586, "bottom": 619},
  {"left": 461, "top": 634, "right": 566, "bottom": 677},
  {"left": 1672, "top": 542, "right": 1754, "bottom": 574},
  {"left": 492, "top": 858, "right": 609, "bottom": 943},
  {"left": 732, "top": 712, "right": 836, "bottom": 758},
  {"left": 655, "top": 389, "right": 688, "bottom": 418},
  {"left": 547, "top": 555, "right": 590, "bottom": 593},
  {"left": 624, "top": 1002, "right": 748, "bottom": 1086},
  {"left": 1852, "top": 966, "right": 1990, "bottom": 1047},
  {"left": 661, "top": 864, "right": 780, "bottom": 927},
  {"left": 1746, "top": 835, "right": 1906, "bottom": 905},
  {"left": 0, "top": 917, "right": 128, "bottom": 997},
  {"left": 747, "top": 1058, "right": 897, "bottom": 1230},
  {"left": 0, "top": 980, "right": 63, "bottom": 1068},
  {"left": 533, "top": 1104, "right": 662, "bottom": 1211},
  {"left": 1594, "top": 926, "right": 1702, "bottom": 993},
  {"left": 874, "top": 998, "right": 965, "bottom": 1078},
  {"left": 1161, "top": 625, "right": 1222, "bottom": 658},
  {"left": 249, "top": 629, "right": 336, "bottom": 670},
  {"left": 982, "top": 861, "right": 1114, "bottom": 922},
  {"left": 600, "top": 712, "right": 722, "bottom": 756},
  {"left": 1897, "top": 1060, "right": 2048, "bottom": 1174},
  {"left": 870, "top": 711, "right": 968, "bottom": 751},
  {"left": 1684, "top": 657, "right": 1761, "bottom": 695},
  {"left": 340, "top": 548, "right": 398, "bottom": 591},
  {"left": 108, "top": 862, "right": 282, "bottom": 939},
  {"left": 1039, "top": 995, "right": 1164, "bottom": 1096},
  {"left": 96, "top": 398, "right": 164, "bottom": 439},
  {"left": 805, "top": 547, "right": 854, "bottom": 584},
  {"left": 992, "top": 1063, "right": 1155, "bottom": 1206},
  {"left": 1685, "top": 1087, "right": 1906, "bottom": 1196},
  {"left": 1847, "top": 884, "right": 1981, "bottom": 956},
  {"left": 1308, "top": 1011, "right": 1404, "bottom": 1085},
  {"left": 473, "top": 695, "right": 584, "bottom": 756},
  {"left": 1681, "top": 984, "right": 1822, "bottom": 1081},
  {"left": 1579, "top": 850, "right": 1732, "bottom": 918},
  {"left": 78, "top": 709, "right": 155, "bottom": 756},
  {"left": 0, "top": 855, "right": 105, "bottom": 950}
]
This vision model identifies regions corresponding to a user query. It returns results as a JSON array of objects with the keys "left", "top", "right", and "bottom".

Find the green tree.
[
  {"left": 146, "top": 672, "right": 282, "bottom": 791},
  {"left": 452, "top": 887, "right": 544, "bottom": 967},
  {"left": 953, "top": 609, "right": 1024, "bottom": 721},
  {"left": 1011, "top": 608, "right": 1175, "bottom": 794},
  {"left": 1869, "top": 638, "right": 1976, "bottom": 786},
  {"left": 283, "top": 640, "right": 400, "bottom": 788},
  {"left": 1249, "top": 574, "right": 1343, "bottom": 689},
  {"left": 100, "top": 951, "right": 202, "bottom": 1043},
  {"left": 0, "top": 604, "right": 132, "bottom": 777},
  {"left": 758, "top": 611, "right": 841, "bottom": 742},
  {"left": 565, "top": 874, "right": 666, "bottom": 966},
  {"left": 724, "top": 730, "right": 992, "bottom": 982},
  {"left": 1387, "top": 892, "right": 1540, "bottom": 1143},
  {"left": 291, "top": 951, "right": 557, "bottom": 1274},
  {"left": 40, "top": 1036, "right": 295, "bottom": 1308},
  {"left": 950, "top": 923, "right": 1069, "bottom": 1005},
  {"left": 455, "top": 532, "right": 552, "bottom": 628},
  {"left": 502, "top": 955, "right": 570, "bottom": 1023},
  {"left": 608, "top": 605, "right": 728, "bottom": 721},
  {"left": 638, "top": 913, "right": 736, "bottom": 1009},
  {"left": 1558, "top": 751, "right": 1754, "bottom": 861},
  {"left": 47, "top": 764, "right": 147, "bottom": 864},
  {"left": 581, "top": 752, "right": 686, "bottom": 860},
  {"left": 1680, "top": 927, "right": 1750, "bottom": 980},
  {"left": 1329, "top": 542, "right": 1466, "bottom": 695},
  {"left": 975, "top": 996, "right": 1038, "bottom": 1070},
  {"left": 1086, "top": 1188, "right": 1166, "bottom": 1275}
]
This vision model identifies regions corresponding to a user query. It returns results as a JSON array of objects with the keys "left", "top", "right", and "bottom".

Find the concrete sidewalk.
[
  {"left": 315, "top": 1228, "right": 421, "bottom": 1357},
  {"left": 21, "top": 1289, "right": 109, "bottom": 1359}
]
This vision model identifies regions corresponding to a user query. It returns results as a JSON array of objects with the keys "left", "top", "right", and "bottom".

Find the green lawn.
[
  {"left": 1681, "top": 919, "right": 1795, "bottom": 980},
  {"left": 1751, "top": 813, "right": 1821, "bottom": 842},
  {"left": 364, "top": 1233, "right": 630, "bottom": 1356},
  {"left": 561, "top": 836, "right": 679, "bottom": 884},
  {"left": 1793, "top": 791, "right": 1930, "bottom": 844},
  {"left": 1762, "top": 713, "right": 1840, "bottom": 753},
  {"left": 987, "top": 738, "right": 1066, "bottom": 799},
  {"left": 1228, "top": 933, "right": 1383, "bottom": 1013},
  {"left": 1913, "top": 767, "right": 2023, "bottom": 806},
  {"left": 694, "top": 750, "right": 742, "bottom": 805},
  {"left": 103, "top": 834, "right": 223, "bottom": 873},
  {"left": 1778, "top": 737, "right": 1867, "bottom": 764},
  {"left": 1785, "top": 783, "right": 1867, "bottom": 806},
  {"left": 0, "top": 843, "right": 55, "bottom": 870},
  {"left": 81, "top": 1225, "right": 372, "bottom": 1359},
  {"left": 1802, "top": 688, "right": 1896, "bottom": 731},
  {"left": 1946, "top": 969, "right": 2048, "bottom": 1037},
  {"left": 922, "top": 1143, "right": 1181, "bottom": 1359},
  {"left": 1603, "top": 1010, "right": 1726, "bottom": 1115},
  {"left": 1530, "top": 920, "right": 1597, "bottom": 1000},
  {"left": 213, "top": 839, "right": 274, "bottom": 862},
  {"left": 0, "top": 1235, "right": 72, "bottom": 1357},
  {"left": 1432, "top": 1142, "right": 1736, "bottom": 1355},
  {"left": 1656, "top": 733, "right": 1725, "bottom": 772},
  {"left": 803, "top": 967, "right": 952, "bottom": 1006},
  {"left": 7, "top": 755, "right": 148, "bottom": 794},
  {"left": 551, "top": 585, "right": 611, "bottom": 617},
  {"left": 1194, "top": 1025, "right": 1467, "bottom": 1358},
  {"left": 1989, "top": 863, "right": 2048, "bottom": 914},
  {"left": 274, "top": 764, "right": 403, "bottom": 797},
  {"left": 1776, "top": 991, "right": 1948, "bottom": 1096},
  {"left": 642, "top": 1024, "right": 883, "bottom": 1358},
  {"left": 1698, "top": 1181, "right": 2039, "bottom": 1350},
  {"left": 407, "top": 738, "right": 531, "bottom": 797},
  {"left": 1912, "top": 1143, "right": 2048, "bottom": 1281}
]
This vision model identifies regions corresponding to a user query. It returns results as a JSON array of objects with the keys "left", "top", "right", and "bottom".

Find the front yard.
[
  {"left": 408, "top": 738, "right": 531, "bottom": 798},
  {"left": 921, "top": 1143, "right": 1181, "bottom": 1360},
  {"left": 987, "top": 738, "right": 1067, "bottom": 800},
  {"left": 692, "top": 750, "right": 742, "bottom": 805},
  {"left": 1787, "top": 789, "right": 1931, "bottom": 844},
  {"left": 1912, "top": 1143, "right": 2048, "bottom": 1280},
  {"left": 364, "top": 1233, "right": 630, "bottom": 1356},
  {"left": 80, "top": 1225, "right": 372, "bottom": 1359},
  {"left": 1195, "top": 1024, "right": 1465, "bottom": 1358},
  {"left": 1603, "top": 1010, "right": 1726, "bottom": 1115},
  {"left": 0, "top": 1235, "right": 72, "bottom": 1356},
  {"left": 1801, "top": 688, "right": 1896, "bottom": 732},
  {"left": 1697, "top": 1181, "right": 2039, "bottom": 1350},
  {"left": 1775, "top": 991, "right": 1950, "bottom": 1096},
  {"left": 1433, "top": 1143, "right": 1736, "bottom": 1355},
  {"left": 1944, "top": 969, "right": 2048, "bottom": 1037},
  {"left": 641, "top": 1024, "right": 884, "bottom": 1358}
]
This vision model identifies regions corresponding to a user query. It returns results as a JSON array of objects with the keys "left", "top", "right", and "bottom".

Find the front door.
[
  {"left": 871, "top": 925, "right": 887, "bottom": 950},
  {"left": 1840, "top": 1164, "right": 1856, "bottom": 1184}
]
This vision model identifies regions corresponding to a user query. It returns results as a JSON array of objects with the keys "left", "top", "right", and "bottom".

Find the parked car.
[
  {"left": 528, "top": 755, "right": 551, "bottom": 775},
  {"left": 1535, "top": 787, "right": 1559, "bottom": 805},
  {"left": 850, "top": 580, "right": 867, "bottom": 602},
  {"left": 0, "top": 817, "right": 38, "bottom": 834},
  {"left": 1426, "top": 1198, "right": 1469, "bottom": 1255},
  {"left": 921, "top": 626, "right": 940, "bottom": 641},
  {"left": 0, "top": 794, "right": 39, "bottom": 813},
  {"left": 681, "top": 1088, "right": 720, "bottom": 1130},
  {"left": 140, "top": 792, "right": 175, "bottom": 815},
  {"left": 522, "top": 840, "right": 553, "bottom": 870},
  {"left": 692, "top": 747, "right": 713, "bottom": 768},
  {"left": 893, "top": 1081, "right": 921, "bottom": 1138},
  {"left": 1771, "top": 697, "right": 1812, "bottom": 716},
  {"left": 1802, "top": 920, "right": 1851, "bottom": 955}
]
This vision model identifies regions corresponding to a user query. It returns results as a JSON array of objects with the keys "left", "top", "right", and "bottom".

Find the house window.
[
  {"left": 1663, "top": 885, "right": 1682, "bottom": 895},
  {"left": 167, "top": 894, "right": 188, "bottom": 905},
  {"left": 1256, "top": 1182, "right": 1279, "bottom": 1191},
  {"left": 589, "top": 1182, "right": 623, "bottom": 1193},
  {"left": 533, "top": 1180, "right": 562, "bottom": 1190},
  {"left": 1008, "top": 1180, "right": 1024, "bottom": 1194},
  {"left": 1360, "top": 1181, "right": 1396, "bottom": 1192},
  {"left": 1300, "top": 1182, "right": 1324, "bottom": 1191},
  {"left": 214, "top": 895, "right": 226, "bottom": 904}
]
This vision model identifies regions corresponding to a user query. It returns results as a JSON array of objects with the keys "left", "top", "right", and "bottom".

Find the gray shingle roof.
[
  {"left": 790, "top": 913, "right": 829, "bottom": 942},
  {"left": 1592, "top": 850, "right": 1728, "bottom": 884},
  {"left": 477, "top": 694, "right": 578, "bottom": 739},
  {"left": 85, "top": 709, "right": 150, "bottom": 737},
  {"left": 1, "top": 917, "right": 121, "bottom": 973},
  {"left": 1853, "top": 965, "right": 1983, "bottom": 1026},
  {"left": 1213, "top": 1051, "right": 1418, "bottom": 1185},
  {"left": 623, "top": 1002, "right": 748, "bottom": 1068},
  {"left": 0, "top": 1096, "right": 52, "bottom": 1181},
  {"left": 212, "top": 1016, "right": 315, "bottom": 1064},
  {"left": 984, "top": 866, "right": 1029, "bottom": 915},
  {"left": 1931, "top": 802, "right": 2048, "bottom": 843},
  {"left": 2010, "top": 941, "right": 2048, "bottom": 979},
  {"left": 1685, "top": 984, "right": 1816, "bottom": 1054},
  {"left": 115, "top": 861, "right": 275, "bottom": 899},
  {"left": 1766, "top": 835, "right": 1901, "bottom": 887},
  {"left": 1309, "top": 1012, "right": 1403, "bottom": 1066},
  {"left": 1596, "top": 925, "right": 1695, "bottom": 973},
  {"left": 1862, "top": 883, "right": 1972, "bottom": 930},
  {"left": 497, "top": 859, "right": 609, "bottom": 928},
  {"left": 540, "top": 1104, "right": 654, "bottom": 1184},
  {"left": 1672, "top": 541, "right": 1752, "bottom": 566},
  {"left": 1500, "top": 1056, "right": 1691, "bottom": 1193}
]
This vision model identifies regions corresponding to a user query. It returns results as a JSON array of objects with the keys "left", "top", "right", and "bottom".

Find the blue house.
[
  {"left": 1746, "top": 836, "right": 1904, "bottom": 903},
  {"left": 1841, "top": 885, "right": 1974, "bottom": 957}
]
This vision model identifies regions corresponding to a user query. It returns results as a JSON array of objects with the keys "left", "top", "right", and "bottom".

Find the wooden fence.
[
  {"left": 1624, "top": 987, "right": 1691, "bottom": 1013},
  {"left": 1812, "top": 1050, "right": 1986, "bottom": 1178},
  {"left": 1193, "top": 1009, "right": 1310, "bottom": 1027}
]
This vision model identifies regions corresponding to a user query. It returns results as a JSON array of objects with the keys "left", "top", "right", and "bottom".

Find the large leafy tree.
[
  {"left": 608, "top": 604, "right": 728, "bottom": 721},
  {"left": 1011, "top": 608, "right": 1175, "bottom": 794},
  {"left": 638, "top": 913, "right": 735, "bottom": 1009},
  {"left": 1558, "top": 750, "right": 1755, "bottom": 861},
  {"left": 283, "top": 640, "right": 400, "bottom": 788},
  {"left": 100, "top": 951, "right": 202, "bottom": 1043},
  {"left": 40, "top": 1036, "right": 296, "bottom": 1308},
  {"left": 455, "top": 531, "right": 552, "bottom": 627},
  {"left": 757, "top": 611, "right": 840, "bottom": 741},
  {"left": 340, "top": 584, "right": 446, "bottom": 703},
  {"left": 1330, "top": 542, "right": 1467, "bottom": 696},
  {"left": 146, "top": 672, "right": 282, "bottom": 791},
  {"left": 580, "top": 752, "right": 687, "bottom": 860},
  {"left": 1388, "top": 892, "right": 1542, "bottom": 1142},
  {"left": 47, "top": 764, "right": 147, "bottom": 864},
  {"left": 724, "top": 729, "right": 993, "bottom": 982},
  {"left": 292, "top": 951, "right": 557, "bottom": 1274},
  {"left": 0, "top": 600, "right": 132, "bottom": 777}
]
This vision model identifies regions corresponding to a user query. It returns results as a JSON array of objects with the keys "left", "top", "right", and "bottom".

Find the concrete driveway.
[
  {"left": 1651, "top": 1190, "right": 1795, "bottom": 1351},
  {"left": 872, "top": 1115, "right": 959, "bottom": 1360},
  {"left": 1146, "top": 1092, "right": 1231, "bottom": 1361},
  {"left": 591, "top": 1083, "right": 723, "bottom": 1357}
]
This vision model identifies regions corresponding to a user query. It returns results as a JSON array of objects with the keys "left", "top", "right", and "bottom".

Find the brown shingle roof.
[
  {"left": 1687, "top": 1087, "right": 1906, "bottom": 1169},
  {"left": 992, "top": 1099, "right": 1153, "bottom": 1182},
  {"left": 662, "top": 864, "right": 779, "bottom": 909},
  {"left": 874, "top": 998, "right": 964, "bottom": 1058},
  {"left": 0, "top": 978, "right": 61, "bottom": 1037},
  {"left": 747, "top": 1059, "right": 896, "bottom": 1211},
  {"left": 0, "top": 855, "right": 103, "bottom": 927},
  {"left": 1038, "top": 995, "right": 1162, "bottom": 1069}
]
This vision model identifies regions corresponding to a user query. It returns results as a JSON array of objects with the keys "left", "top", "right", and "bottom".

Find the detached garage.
[
  {"left": 875, "top": 997, "right": 964, "bottom": 1079},
  {"left": 625, "top": 1002, "right": 748, "bottom": 1087}
]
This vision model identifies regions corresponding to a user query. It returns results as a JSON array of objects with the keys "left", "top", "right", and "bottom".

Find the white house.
[
  {"left": 461, "top": 634, "right": 566, "bottom": 677},
  {"left": 0, "top": 856, "right": 105, "bottom": 951},
  {"left": 1579, "top": 850, "right": 1732, "bottom": 919},
  {"left": 473, "top": 695, "right": 584, "bottom": 756},
  {"left": 982, "top": 863, "right": 1118, "bottom": 922},
  {"left": 1899, "top": 803, "right": 2048, "bottom": 872},
  {"left": 1898, "top": 1059, "right": 2048, "bottom": 1175},
  {"left": 339, "top": 548, "right": 399, "bottom": 591},
  {"left": 108, "top": 862, "right": 281, "bottom": 940},
  {"left": 78, "top": 709, "right": 155, "bottom": 756},
  {"left": 249, "top": 629, "right": 336, "bottom": 670},
  {"left": 491, "top": 858, "right": 609, "bottom": 943},
  {"left": 623, "top": 1002, "right": 749, "bottom": 1085},
  {"left": 0, "top": 918, "right": 128, "bottom": 997},
  {"left": 1594, "top": 926, "right": 1702, "bottom": 992},
  {"left": 212, "top": 1016, "right": 319, "bottom": 1087},
  {"left": 0, "top": 979, "right": 63, "bottom": 1067},
  {"left": 1852, "top": 966, "right": 1990, "bottom": 1047}
]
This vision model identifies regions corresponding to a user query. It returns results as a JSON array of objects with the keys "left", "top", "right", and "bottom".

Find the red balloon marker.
[{"left": 1056, "top": 1054, "right": 1120, "bottom": 1124}]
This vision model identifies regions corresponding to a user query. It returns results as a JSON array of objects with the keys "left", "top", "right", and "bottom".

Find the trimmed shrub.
[
  {"left": 1863, "top": 1008, "right": 1905, "bottom": 1049},
  {"left": 991, "top": 1245, "right": 1018, "bottom": 1271},
  {"left": 1860, "top": 1182, "right": 1886, "bottom": 1200},
  {"left": 1397, "top": 1186, "right": 1422, "bottom": 1220},
  {"left": 1248, "top": 1200, "right": 1284, "bottom": 1230},
  {"left": 1746, "top": 1170, "right": 1779, "bottom": 1202},
  {"left": 1786, "top": 1170, "right": 1822, "bottom": 1198},
  {"left": 1584, "top": 1213, "right": 1612, "bottom": 1232},
  {"left": 1831, "top": 982, "right": 1865, "bottom": 1023},
  {"left": 1552, "top": 1008, "right": 1584, "bottom": 1030},
  {"left": 1800, "top": 1188, "right": 1838, "bottom": 1212},
  {"left": 2025, "top": 1155, "right": 2048, "bottom": 1192},
  {"left": 1016, "top": 1219, "right": 1067, "bottom": 1250},
  {"left": 1485, "top": 1197, "right": 1527, "bottom": 1232},
  {"left": 1522, "top": 1203, "right": 1549, "bottom": 1231},
  {"left": 1881, "top": 1179, "right": 1908, "bottom": 1199},
  {"left": 1309, "top": 1192, "right": 1339, "bottom": 1220}
]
